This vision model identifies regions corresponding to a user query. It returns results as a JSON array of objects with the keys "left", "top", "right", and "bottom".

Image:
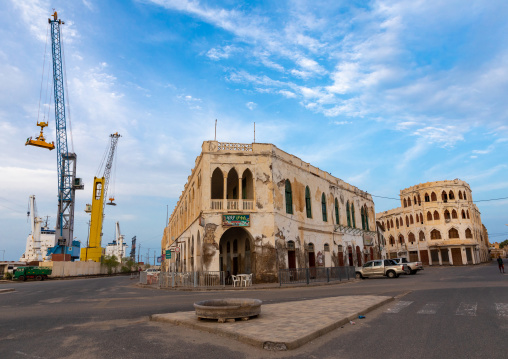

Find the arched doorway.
[
  {"left": 356, "top": 246, "right": 362, "bottom": 266},
  {"left": 348, "top": 246, "right": 353, "bottom": 266},
  {"left": 218, "top": 227, "right": 254, "bottom": 276}
]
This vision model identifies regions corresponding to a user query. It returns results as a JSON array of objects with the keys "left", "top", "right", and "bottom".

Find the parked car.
[
  {"left": 391, "top": 257, "right": 423, "bottom": 275},
  {"left": 144, "top": 268, "right": 160, "bottom": 276},
  {"left": 355, "top": 259, "right": 409, "bottom": 279}
]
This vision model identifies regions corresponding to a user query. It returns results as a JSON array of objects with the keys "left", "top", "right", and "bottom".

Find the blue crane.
[{"left": 27, "top": 11, "right": 83, "bottom": 260}]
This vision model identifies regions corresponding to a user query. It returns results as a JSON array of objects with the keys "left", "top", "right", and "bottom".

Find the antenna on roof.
[
  {"left": 214, "top": 119, "right": 217, "bottom": 141},
  {"left": 254, "top": 122, "right": 256, "bottom": 143}
]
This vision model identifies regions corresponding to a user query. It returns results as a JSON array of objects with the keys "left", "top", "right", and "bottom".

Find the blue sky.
[{"left": 1, "top": 0, "right": 508, "bottom": 261}]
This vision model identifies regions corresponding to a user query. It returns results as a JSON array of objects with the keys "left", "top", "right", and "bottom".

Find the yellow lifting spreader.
[{"left": 25, "top": 122, "right": 55, "bottom": 150}]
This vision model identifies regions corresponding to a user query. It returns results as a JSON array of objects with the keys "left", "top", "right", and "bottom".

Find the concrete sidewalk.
[{"left": 151, "top": 295, "right": 392, "bottom": 351}]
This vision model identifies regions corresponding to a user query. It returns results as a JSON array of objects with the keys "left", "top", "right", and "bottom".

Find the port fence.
[
  {"left": 139, "top": 271, "right": 226, "bottom": 288},
  {"left": 278, "top": 266, "right": 355, "bottom": 286}
]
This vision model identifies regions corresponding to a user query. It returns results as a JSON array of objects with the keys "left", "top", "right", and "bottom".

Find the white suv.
[{"left": 144, "top": 268, "right": 160, "bottom": 275}]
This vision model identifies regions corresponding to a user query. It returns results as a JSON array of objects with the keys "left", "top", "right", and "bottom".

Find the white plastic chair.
[
  {"left": 241, "top": 273, "right": 252, "bottom": 287},
  {"left": 231, "top": 275, "right": 240, "bottom": 287}
]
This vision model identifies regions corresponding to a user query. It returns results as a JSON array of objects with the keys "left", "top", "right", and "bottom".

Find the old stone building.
[
  {"left": 161, "top": 141, "right": 378, "bottom": 283},
  {"left": 376, "top": 180, "right": 490, "bottom": 266}
]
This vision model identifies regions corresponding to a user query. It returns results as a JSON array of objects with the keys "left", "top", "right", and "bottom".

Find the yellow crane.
[{"left": 81, "top": 133, "right": 120, "bottom": 262}]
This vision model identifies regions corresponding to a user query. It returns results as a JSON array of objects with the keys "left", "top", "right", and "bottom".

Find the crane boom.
[
  {"left": 81, "top": 133, "right": 120, "bottom": 262},
  {"left": 49, "top": 12, "right": 83, "bottom": 250}
]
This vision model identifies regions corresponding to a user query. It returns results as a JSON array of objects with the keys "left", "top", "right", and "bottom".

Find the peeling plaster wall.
[{"left": 162, "top": 141, "right": 376, "bottom": 283}]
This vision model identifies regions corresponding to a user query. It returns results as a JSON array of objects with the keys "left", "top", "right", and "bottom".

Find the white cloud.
[
  {"left": 206, "top": 45, "right": 238, "bottom": 61},
  {"left": 246, "top": 102, "right": 257, "bottom": 110}
]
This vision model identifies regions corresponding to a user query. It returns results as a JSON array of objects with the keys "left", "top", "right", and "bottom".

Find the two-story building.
[
  {"left": 161, "top": 141, "right": 378, "bottom": 283},
  {"left": 376, "top": 180, "right": 490, "bottom": 266}
]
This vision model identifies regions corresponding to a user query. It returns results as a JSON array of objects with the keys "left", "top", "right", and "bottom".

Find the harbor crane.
[
  {"left": 26, "top": 11, "right": 83, "bottom": 260},
  {"left": 81, "top": 133, "right": 121, "bottom": 262}
]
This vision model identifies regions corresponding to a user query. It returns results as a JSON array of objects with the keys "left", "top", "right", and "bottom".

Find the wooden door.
[
  {"left": 420, "top": 250, "right": 429, "bottom": 265},
  {"left": 288, "top": 250, "right": 296, "bottom": 269},
  {"left": 451, "top": 248, "right": 463, "bottom": 265}
]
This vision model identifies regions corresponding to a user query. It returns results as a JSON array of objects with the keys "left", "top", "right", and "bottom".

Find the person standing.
[{"left": 497, "top": 256, "right": 505, "bottom": 274}]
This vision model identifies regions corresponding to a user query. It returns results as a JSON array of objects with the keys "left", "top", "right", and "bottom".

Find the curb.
[
  {"left": 0, "top": 288, "right": 15, "bottom": 293},
  {"left": 151, "top": 296, "right": 394, "bottom": 351}
]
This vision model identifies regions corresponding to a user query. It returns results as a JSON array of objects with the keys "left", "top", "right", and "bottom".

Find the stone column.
[
  {"left": 239, "top": 177, "right": 243, "bottom": 211},
  {"left": 223, "top": 175, "right": 227, "bottom": 211},
  {"left": 427, "top": 248, "right": 432, "bottom": 265},
  {"left": 448, "top": 248, "right": 453, "bottom": 265},
  {"left": 438, "top": 249, "right": 442, "bottom": 266}
]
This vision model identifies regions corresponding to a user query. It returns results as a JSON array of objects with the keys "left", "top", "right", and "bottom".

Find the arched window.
[
  {"left": 400, "top": 217, "right": 404, "bottom": 226},
  {"left": 346, "top": 201, "right": 351, "bottom": 227},
  {"left": 399, "top": 234, "right": 404, "bottom": 244},
  {"left": 431, "top": 192, "right": 437, "bottom": 201},
  {"left": 242, "top": 169, "right": 254, "bottom": 200},
  {"left": 408, "top": 232, "right": 415, "bottom": 243},
  {"left": 410, "top": 215, "right": 414, "bottom": 225},
  {"left": 449, "top": 228, "right": 459, "bottom": 239},
  {"left": 305, "top": 186, "right": 312, "bottom": 218},
  {"left": 418, "top": 194, "right": 422, "bottom": 205},
  {"left": 442, "top": 191, "right": 448, "bottom": 203},
  {"left": 461, "top": 210, "right": 466, "bottom": 219},
  {"left": 452, "top": 209, "right": 458, "bottom": 219},
  {"left": 408, "top": 197, "right": 412, "bottom": 206},
  {"left": 227, "top": 168, "right": 239, "bottom": 199},
  {"left": 351, "top": 203, "right": 356, "bottom": 228},
  {"left": 449, "top": 191, "right": 455, "bottom": 200},
  {"left": 211, "top": 167, "right": 224, "bottom": 199},
  {"left": 433, "top": 211, "right": 440, "bottom": 220},
  {"left": 430, "top": 229, "right": 442, "bottom": 240},
  {"left": 466, "top": 210, "right": 470, "bottom": 219},
  {"left": 419, "top": 231, "right": 425, "bottom": 241},
  {"left": 459, "top": 191, "right": 463, "bottom": 200},
  {"left": 414, "top": 196, "right": 417, "bottom": 205},
  {"left": 403, "top": 198, "right": 407, "bottom": 208},
  {"left": 285, "top": 180, "right": 293, "bottom": 214},
  {"left": 334, "top": 198, "right": 340, "bottom": 225},
  {"left": 444, "top": 210, "right": 451, "bottom": 220},
  {"left": 387, "top": 220, "right": 390, "bottom": 230},
  {"left": 396, "top": 218, "right": 399, "bottom": 229},
  {"left": 321, "top": 193, "right": 328, "bottom": 222},
  {"left": 465, "top": 228, "right": 472, "bottom": 238},
  {"left": 361, "top": 207, "right": 366, "bottom": 230},
  {"left": 324, "top": 243, "right": 330, "bottom": 252},
  {"left": 425, "top": 193, "right": 430, "bottom": 202},
  {"left": 389, "top": 236, "right": 395, "bottom": 245},
  {"left": 365, "top": 206, "right": 369, "bottom": 231},
  {"left": 391, "top": 219, "right": 394, "bottom": 228},
  {"left": 427, "top": 211, "right": 432, "bottom": 221},
  {"left": 464, "top": 192, "right": 467, "bottom": 200}
]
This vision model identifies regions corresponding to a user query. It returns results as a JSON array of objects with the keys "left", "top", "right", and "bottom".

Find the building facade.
[
  {"left": 161, "top": 141, "right": 378, "bottom": 283},
  {"left": 376, "top": 180, "right": 490, "bottom": 266}
]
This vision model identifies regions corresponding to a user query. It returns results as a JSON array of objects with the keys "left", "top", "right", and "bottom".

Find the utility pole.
[
  {"left": 154, "top": 250, "right": 156, "bottom": 266},
  {"left": 138, "top": 243, "right": 141, "bottom": 263}
]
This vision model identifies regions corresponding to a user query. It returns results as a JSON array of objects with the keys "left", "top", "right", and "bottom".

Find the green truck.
[{"left": 13, "top": 266, "right": 52, "bottom": 281}]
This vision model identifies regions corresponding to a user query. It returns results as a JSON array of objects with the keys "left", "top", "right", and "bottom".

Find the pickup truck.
[
  {"left": 13, "top": 266, "right": 52, "bottom": 281},
  {"left": 355, "top": 259, "right": 409, "bottom": 279},
  {"left": 391, "top": 257, "right": 423, "bottom": 275}
]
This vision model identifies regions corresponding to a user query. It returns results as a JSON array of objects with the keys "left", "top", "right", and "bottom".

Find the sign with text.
[
  {"left": 165, "top": 250, "right": 171, "bottom": 259},
  {"left": 222, "top": 214, "right": 250, "bottom": 227}
]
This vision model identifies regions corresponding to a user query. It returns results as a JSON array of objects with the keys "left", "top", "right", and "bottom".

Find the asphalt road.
[{"left": 1, "top": 262, "right": 507, "bottom": 358}]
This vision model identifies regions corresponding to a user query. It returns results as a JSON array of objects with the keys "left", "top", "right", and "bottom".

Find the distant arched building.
[{"left": 376, "top": 180, "right": 489, "bottom": 266}]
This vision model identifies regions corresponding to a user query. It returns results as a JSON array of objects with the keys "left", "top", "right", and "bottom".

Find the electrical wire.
[{"left": 37, "top": 24, "right": 50, "bottom": 123}]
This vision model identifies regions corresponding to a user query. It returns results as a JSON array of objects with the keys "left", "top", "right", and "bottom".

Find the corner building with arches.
[
  {"left": 161, "top": 141, "right": 378, "bottom": 283},
  {"left": 376, "top": 179, "right": 490, "bottom": 266}
]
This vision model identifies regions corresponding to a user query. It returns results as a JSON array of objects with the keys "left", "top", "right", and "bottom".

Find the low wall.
[{"left": 41, "top": 261, "right": 124, "bottom": 277}]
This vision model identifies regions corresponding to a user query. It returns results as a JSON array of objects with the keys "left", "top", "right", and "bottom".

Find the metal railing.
[
  {"left": 158, "top": 271, "right": 226, "bottom": 288},
  {"left": 227, "top": 200, "right": 239, "bottom": 210},
  {"left": 279, "top": 266, "right": 355, "bottom": 286},
  {"left": 243, "top": 200, "right": 254, "bottom": 210}
]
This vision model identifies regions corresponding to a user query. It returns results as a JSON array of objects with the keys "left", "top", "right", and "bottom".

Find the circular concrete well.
[{"left": 194, "top": 298, "right": 262, "bottom": 323}]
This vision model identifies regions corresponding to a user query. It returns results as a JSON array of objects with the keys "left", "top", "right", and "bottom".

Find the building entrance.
[{"left": 218, "top": 227, "right": 253, "bottom": 275}]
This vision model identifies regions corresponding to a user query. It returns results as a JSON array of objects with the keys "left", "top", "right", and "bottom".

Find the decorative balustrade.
[
  {"left": 211, "top": 200, "right": 223, "bottom": 210},
  {"left": 218, "top": 142, "right": 253, "bottom": 151},
  {"left": 243, "top": 200, "right": 254, "bottom": 210},
  {"left": 227, "top": 200, "right": 239, "bottom": 210}
]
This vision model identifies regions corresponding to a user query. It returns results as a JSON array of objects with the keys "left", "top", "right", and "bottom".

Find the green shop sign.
[{"left": 222, "top": 214, "right": 250, "bottom": 227}]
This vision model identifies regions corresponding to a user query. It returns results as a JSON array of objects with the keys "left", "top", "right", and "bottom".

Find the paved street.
[{"left": 1, "top": 262, "right": 507, "bottom": 358}]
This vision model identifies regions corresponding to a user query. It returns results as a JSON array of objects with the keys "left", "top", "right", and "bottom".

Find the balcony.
[{"left": 210, "top": 199, "right": 255, "bottom": 212}]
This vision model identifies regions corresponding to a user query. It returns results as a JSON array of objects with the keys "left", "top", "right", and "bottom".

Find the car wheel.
[
  {"left": 36, "top": 275, "right": 43, "bottom": 281},
  {"left": 19, "top": 275, "right": 26, "bottom": 281},
  {"left": 387, "top": 271, "right": 396, "bottom": 278},
  {"left": 355, "top": 272, "right": 363, "bottom": 279},
  {"left": 410, "top": 270, "right": 417, "bottom": 275}
]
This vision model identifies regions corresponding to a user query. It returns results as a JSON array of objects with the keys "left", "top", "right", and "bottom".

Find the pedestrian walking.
[{"left": 497, "top": 256, "right": 505, "bottom": 274}]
